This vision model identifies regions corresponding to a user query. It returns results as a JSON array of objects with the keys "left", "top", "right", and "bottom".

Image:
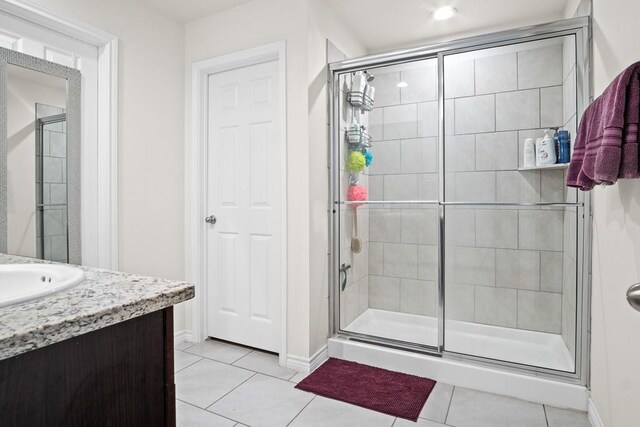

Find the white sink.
[{"left": 0, "top": 264, "right": 85, "bottom": 308}]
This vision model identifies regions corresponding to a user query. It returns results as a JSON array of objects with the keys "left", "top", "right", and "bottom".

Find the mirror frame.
[{"left": 0, "top": 46, "right": 82, "bottom": 264}]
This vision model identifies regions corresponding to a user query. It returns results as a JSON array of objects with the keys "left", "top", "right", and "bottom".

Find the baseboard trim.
[
  {"left": 174, "top": 329, "right": 194, "bottom": 347},
  {"left": 588, "top": 398, "right": 605, "bottom": 427},
  {"left": 286, "top": 345, "right": 329, "bottom": 373}
]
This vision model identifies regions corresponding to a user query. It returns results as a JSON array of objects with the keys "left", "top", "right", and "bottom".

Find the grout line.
[
  {"left": 204, "top": 372, "right": 257, "bottom": 412},
  {"left": 543, "top": 404, "right": 550, "bottom": 427},
  {"left": 444, "top": 385, "right": 455, "bottom": 423},
  {"left": 230, "top": 350, "right": 254, "bottom": 365},
  {"left": 174, "top": 352, "right": 203, "bottom": 373},
  {"left": 285, "top": 394, "right": 317, "bottom": 427},
  {"left": 177, "top": 399, "right": 241, "bottom": 425}
]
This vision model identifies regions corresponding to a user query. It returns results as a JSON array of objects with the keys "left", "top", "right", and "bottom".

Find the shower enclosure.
[{"left": 330, "top": 17, "right": 590, "bottom": 384}]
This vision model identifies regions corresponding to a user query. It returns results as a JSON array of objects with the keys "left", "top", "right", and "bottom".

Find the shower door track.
[{"left": 328, "top": 16, "right": 591, "bottom": 385}]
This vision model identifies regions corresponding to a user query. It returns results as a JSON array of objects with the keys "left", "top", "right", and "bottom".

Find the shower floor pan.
[{"left": 343, "top": 308, "right": 574, "bottom": 372}]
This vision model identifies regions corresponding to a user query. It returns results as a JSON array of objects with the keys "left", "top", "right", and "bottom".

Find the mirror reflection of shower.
[{"left": 35, "top": 104, "right": 68, "bottom": 263}]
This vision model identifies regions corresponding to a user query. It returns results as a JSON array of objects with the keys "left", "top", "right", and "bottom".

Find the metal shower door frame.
[{"left": 329, "top": 16, "right": 591, "bottom": 385}]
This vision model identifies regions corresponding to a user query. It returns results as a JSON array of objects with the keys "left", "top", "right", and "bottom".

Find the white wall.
[
  {"left": 590, "top": 1, "right": 640, "bottom": 425},
  {"left": 6, "top": 71, "right": 65, "bottom": 258},
  {"left": 184, "top": 0, "right": 311, "bottom": 357},
  {"left": 29, "top": 0, "right": 187, "bottom": 329},
  {"left": 307, "top": 0, "right": 367, "bottom": 354}
]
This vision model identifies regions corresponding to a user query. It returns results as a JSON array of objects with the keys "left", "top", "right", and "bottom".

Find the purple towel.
[{"left": 567, "top": 61, "right": 640, "bottom": 190}]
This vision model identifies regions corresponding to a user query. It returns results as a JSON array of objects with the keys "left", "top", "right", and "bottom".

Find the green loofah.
[{"left": 346, "top": 151, "right": 366, "bottom": 172}]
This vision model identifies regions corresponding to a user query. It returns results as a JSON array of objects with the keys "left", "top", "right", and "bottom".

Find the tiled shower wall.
[
  {"left": 35, "top": 103, "right": 68, "bottom": 263},
  {"left": 335, "top": 41, "right": 371, "bottom": 328},
  {"left": 366, "top": 59, "right": 440, "bottom": 319},
  {"left": 364, "top": 40, "right": 578, "bottom": 336}
]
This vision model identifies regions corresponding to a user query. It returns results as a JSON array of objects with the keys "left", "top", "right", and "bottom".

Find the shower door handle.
[
  {"left": 205, "top": 215, "right": 217, "bottom": 225},
  {"left": 627, "top": 283, "right": 640, "bottom": 312}
]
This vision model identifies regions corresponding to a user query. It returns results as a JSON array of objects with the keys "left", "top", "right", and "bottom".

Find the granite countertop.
[{"left": 0, "top": 254, "right": 194, "bottom": 361}]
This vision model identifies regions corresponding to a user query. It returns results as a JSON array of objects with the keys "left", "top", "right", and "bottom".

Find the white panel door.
[{"left": 206, "top": 60, "right": 281, "bottom": 352}]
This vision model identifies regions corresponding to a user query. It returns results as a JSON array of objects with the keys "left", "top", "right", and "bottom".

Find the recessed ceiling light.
[
  {"left": 397, "top": 81, "right": 409, "bottom": 88},
  {"left": 432, "top": 5, "right": 457, "bottom": 21}
]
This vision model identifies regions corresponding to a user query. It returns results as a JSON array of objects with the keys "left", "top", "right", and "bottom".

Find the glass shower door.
[
  {"left": 336, "top": 58, "right": 441, "bottom": 350},
  {"left": 442, "top": 35, "right": 582, "bottom": 372}
]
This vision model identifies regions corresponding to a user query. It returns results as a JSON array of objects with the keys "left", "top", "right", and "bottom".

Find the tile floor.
[{"left": 175, "top": 339, "right": 591, "bottom": 427}]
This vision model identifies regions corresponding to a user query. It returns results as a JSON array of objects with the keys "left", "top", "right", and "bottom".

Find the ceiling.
[
  {"left": 326, "top": 0, "right": 572, "bottom": 53},
  {"left": 136, "top": 0, "right": 572, "bottom": 51},
  {"left": 138, "top": 0, "right": 256, "bottom": 23}
]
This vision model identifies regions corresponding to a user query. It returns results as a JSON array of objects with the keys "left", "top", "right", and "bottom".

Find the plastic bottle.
[{"left": 558, "top": 130, "right": 571, "bottom": 163}]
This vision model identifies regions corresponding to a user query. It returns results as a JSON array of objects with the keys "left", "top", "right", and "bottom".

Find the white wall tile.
[
  {"left": 401, "top": 64, "right": 437, "bottom": 103},
  {"left": 454, "top": 95, "right": 495, "bottom": 134},
  {"left": 540, "top": 169, "right": 566, "bottom": 202},
  {"left": 475, "top": 53, "right": 517, "bottom": 95},
  {"left": 445, "top": 283, "right": 475, "bottom": 322},
  {"left": 540, "top": 86, "right": 563, "bottom": 128},
  {"left": 418, "top": 244, "right": 438, "bottom": 281},
  {"left": 444, "top": 57, "right": 475, "bottom": 98},
  {"left": 384, "top": 174, "right": 418, "bottom": 200},
  {"left": 368, "top": 140, "right": 401, "bottom": 175},
  {"left": 445, "top": 135, "right": 476, "bottom": 172},
  {"left": 519, "top": 210, "right": 564, "bottom": 251},
  {"left": 540, "top": 251, "right": 563, "bottom": 293},
  {"left": 495, "top": 249, "right": 540, "bottom": 290},
  {"left": 446, "top": 171, "right": 496, "bottom": 202},
  {"left": 368, "top": 108, "right": 383, "bottom": 141},
  {"left": 563, "top": 253, "right": 577, "bottom": 309},
  {"left": 373, "top": 71, "right": 400, "bottom": 107},
  {"left": 562, "top": 295, "right": 577, "bottom": 359},
  {"left": 401, "top": 137, "right": 438, "bottom": 173},
  {"left": 369, "top": 275, "right": 400, "bottom": 311},
  {"left": 369, "top": 209, "right": 401, "bottom": 243},
  {"left": 517, "top": 44, "right": 563, "bottom": 89},
  {"left": 369, "top": 242, "right": 384, "bottom": 276},
  {"left": 562, "top": 36, "right": 576, "bottom": 82},
  {"left": 418, "top": 173, "right": 439, "bottom": 200},
  {"left": 368, "top": 175, "right": 383, "bottom": 201},
  {"left": 358, "top": 275, "right": 370, "bottom": 314},
  {"left": 475, "top": 131, "right": 518, "bottom": 171},
  {"left": 445, "top": 99, "right": 455, "bottom": 136},
  {"left": 563, "top": 210, "right": 577, "bottom": 261},
  {"left": 343, "top": 279, "right": 361, "bottom": 325},
  {"left": 476, "top": 209, "right": 518, "bottom": 249},
  {"left": 400, "top": 279, "right": 437, "bottom": 316},
  {"left": 517, "top": 290, "right": 562, "bottom": 333},
  {"left": 450, "top": 246, "right": 496, "bottom": 286},
  {"left": 563, "top": 67, "right": 577, "bottom": 125},
  {"left": 445, "top": 207, "right": 476, "bottom": 247},
  {"left": 497, "top": 170, "right": 541, "bottom": 203},
  {"left": 417, "top": 101, "right": 439, "bottom": 137},
  {"left": 496, "top": 89, "right": 539, "bottom": 131},
  {"left": 384, "top": 104, "right": 418, "bottom": 140},
  {"left": 383, "top": 243, "right": 418, "bottom": 278},
  {"left": 401, "top": 208, "right": 438, "bottom": 245},
  {"left": 475, "top": 286, "right": 517, "bottom": 327}
]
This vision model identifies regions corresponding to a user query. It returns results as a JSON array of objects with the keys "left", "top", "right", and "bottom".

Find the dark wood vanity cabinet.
[{"left": 0, "top": 307, "right": 176, "bottom": 427}]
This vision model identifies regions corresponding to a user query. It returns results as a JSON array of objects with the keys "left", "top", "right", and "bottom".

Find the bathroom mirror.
[{"left": 0, "top": 47, "right": 81, "bottom": 264}]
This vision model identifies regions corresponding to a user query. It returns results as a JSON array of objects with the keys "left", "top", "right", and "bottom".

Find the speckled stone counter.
[{"left": 0, "top": 253, "right": 194, "bottom": 361}]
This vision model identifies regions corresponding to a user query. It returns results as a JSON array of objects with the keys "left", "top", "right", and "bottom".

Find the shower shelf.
[
  {"left": 518, "top": 163, "right": 569, "bottom": 171},
  {"left": 345, "top": 127, "right": 372, "bottom": 148},
  {"left": 346, "top": 91, "right": 374, "bottom": 111}
]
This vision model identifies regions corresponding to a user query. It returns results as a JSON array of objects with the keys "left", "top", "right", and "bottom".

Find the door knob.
[
  {"left": 627, "top": 283, "right": 640, "bottom": 312},
  {"left": 205, "top": 215, "right": 217, "bottom": 225}
]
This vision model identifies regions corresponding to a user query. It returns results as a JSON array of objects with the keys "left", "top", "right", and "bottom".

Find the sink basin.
[{"left": 0, "top": 264, "right": 85, "bottom": 308}]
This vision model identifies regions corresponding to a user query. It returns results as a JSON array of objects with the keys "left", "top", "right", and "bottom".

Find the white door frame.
[
  {"left": 189, "top": 41, "right": 287, "bottom": 364},
  {"left": 0, "top": 0, "right": 118, "bottom": 270}
]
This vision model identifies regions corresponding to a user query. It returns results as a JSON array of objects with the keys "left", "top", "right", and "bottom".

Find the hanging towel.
[{"left": 567, "top": 61, "right": 640, "bottom": 190}]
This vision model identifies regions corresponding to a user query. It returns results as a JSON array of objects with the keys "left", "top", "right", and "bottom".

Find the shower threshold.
[{"left": 343, "top": 308, "right": 574, "bottom": 372}]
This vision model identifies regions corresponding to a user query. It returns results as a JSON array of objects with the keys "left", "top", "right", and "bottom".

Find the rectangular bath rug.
[{"left": 295, "top": 357, "right": 436, "bottom": 421}]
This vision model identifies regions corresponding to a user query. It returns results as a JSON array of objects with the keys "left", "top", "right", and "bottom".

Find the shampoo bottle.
[{"left": 537, "top": 130, "right": 557, "bottom": 166}]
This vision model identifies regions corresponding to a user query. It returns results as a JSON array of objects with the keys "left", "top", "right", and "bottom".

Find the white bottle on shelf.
[
  {"left": 523, "top": 138, "right": 536, "bottom": 168},
  {"left": 536, "top": 130, "right": 557, "bottom": 166}
]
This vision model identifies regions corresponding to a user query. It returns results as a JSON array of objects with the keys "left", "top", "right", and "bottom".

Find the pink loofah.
[{"left": 347, "top": 184, "right": 368, "bottom": 208}]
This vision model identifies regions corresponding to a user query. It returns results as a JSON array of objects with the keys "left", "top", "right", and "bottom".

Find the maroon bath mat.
[{"left": 295, "top": 358, "right": 436, "bottom": 421}]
